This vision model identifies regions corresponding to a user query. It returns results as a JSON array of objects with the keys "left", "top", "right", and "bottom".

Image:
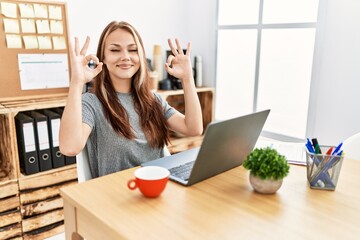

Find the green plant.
[{"left": 243, "top": 147, "right": 290, "bottom": 181}]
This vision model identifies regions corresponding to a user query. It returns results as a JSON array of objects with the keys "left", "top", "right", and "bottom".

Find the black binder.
[
  {"left": 39, "top": 109, "right": 65, "bottom": 168},
  {"left": 15, "top": 112, "right": 39, "bottom": 175},
  {"left": 52, "top": 107, "right": 76, "bottom": 165},
  {"left": 26, "top": 111, "right": 53, "bottom": 172}
]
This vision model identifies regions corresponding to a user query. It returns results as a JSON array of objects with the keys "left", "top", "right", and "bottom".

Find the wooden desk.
[{"left": 60, "top": 159, "right": 360, "bottom": 240}]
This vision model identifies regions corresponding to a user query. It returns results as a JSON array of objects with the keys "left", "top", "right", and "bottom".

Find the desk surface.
[{"left": 60, "top": 158, "right": 360, "bottom": 240}]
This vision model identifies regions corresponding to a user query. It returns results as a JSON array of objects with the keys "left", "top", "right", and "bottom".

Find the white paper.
[
  {"left": 21, "top": 19, "right": 36, "bottom": 33},
  {"left": 34, "top": 4, "right": 48, "bottom": 18},
  {"left": 36, "top": 19, "right": 50, "bottom": 34},
  {"left": 19, "top": 3, "right": 35, "bottom": 18},
  {"left": 1, "top": 2, "right": 17, "bottom": 18},
  {"left": 18, "top": 54, "right": 69, "bottom": 90},
  {"left": 51, "top": 118, "right": 60, "bottom": 147},
  {"left": 37, "top": 121, "right": 49, "bottom": 150},
  {"left": 23, "top": 122, "right": 36, "bottom": 152},
  {"left": 23, "top": 36, "right": 38, "bottom": 49},
  {"left": 50, "top": 20, "right": 63, "bottom": 34},
  {"left": 37, "top": 36, "right": 52, "bottom": 49},
  {"left": 48, "top": 5, "right": 62, "bottom": 20},
  {"left": 6, "top": 34, "right": 22, "bottom": 48},
  {"left": 52, "top": 36, "right": 66, "bottom": 50},
  {"left": 4, "top": 18, "right": 20, "bottom": 33},
  {"left": 255, "top": 138, "right": 306, "bottom": 165}
]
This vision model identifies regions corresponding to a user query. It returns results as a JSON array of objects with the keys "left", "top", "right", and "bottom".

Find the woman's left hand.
[{"left": 165, "top": 38, "right": 193, "bottom": 83}]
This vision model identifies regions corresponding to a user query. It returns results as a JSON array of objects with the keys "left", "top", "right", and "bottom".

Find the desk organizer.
[{"left": 306, "top": 146, "right": 344, "bottom": 190}]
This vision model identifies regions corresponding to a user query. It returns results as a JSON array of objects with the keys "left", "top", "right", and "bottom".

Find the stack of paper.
[{"left": 255, "top": 138, "right": 306, "bottom": 165}]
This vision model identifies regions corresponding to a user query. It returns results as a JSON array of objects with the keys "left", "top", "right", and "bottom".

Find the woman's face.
[{"left": 103, "top": 28, "right": 141, "bottom": 83}]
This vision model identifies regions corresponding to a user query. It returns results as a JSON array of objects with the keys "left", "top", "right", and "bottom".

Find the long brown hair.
[{"left": 92, "top": 21, "right": 171, "bottom": 148}]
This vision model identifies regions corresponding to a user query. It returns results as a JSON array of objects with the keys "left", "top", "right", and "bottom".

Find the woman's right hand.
[{"left": 69, "top": 36, "right": 103, "bottom": 86}]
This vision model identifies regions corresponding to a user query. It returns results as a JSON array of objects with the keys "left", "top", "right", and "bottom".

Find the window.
[{"left": 216, "top": 0, "right": 319, "bottom": 140}]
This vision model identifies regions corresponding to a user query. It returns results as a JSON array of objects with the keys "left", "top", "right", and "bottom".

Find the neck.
[{"left": 112, "top": 78, "right": 132, "bottom": 93}]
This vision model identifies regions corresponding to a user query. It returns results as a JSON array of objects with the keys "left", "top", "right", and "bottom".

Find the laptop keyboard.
[{"left": 169, "top": 161, "right": 195, "bottom": 180}]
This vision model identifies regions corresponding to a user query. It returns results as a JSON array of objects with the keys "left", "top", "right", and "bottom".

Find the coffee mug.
[{"left": 127, "top": 166, "right": 170, "bottom": 198}]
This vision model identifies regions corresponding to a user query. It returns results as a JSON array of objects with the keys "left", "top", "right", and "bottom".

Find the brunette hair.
[{"left": 92, "top": 21, "right": 171, "bottom": 148}]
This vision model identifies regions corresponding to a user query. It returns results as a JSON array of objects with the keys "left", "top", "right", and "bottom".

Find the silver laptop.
[{"left": 142, "top": 109, "right": 270, "bottom": 186}]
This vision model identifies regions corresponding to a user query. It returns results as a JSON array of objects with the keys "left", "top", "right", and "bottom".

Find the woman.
[{"left": 59, "top": 21, "right": 203, "bottom": 177}]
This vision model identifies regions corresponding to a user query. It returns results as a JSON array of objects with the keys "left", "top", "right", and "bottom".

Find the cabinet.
[
  {"left": 0, "top": 87, "right": 214, "bottom": 239},
  {"left": 0, "top": 95, "right": 78, "bottom": 240}
]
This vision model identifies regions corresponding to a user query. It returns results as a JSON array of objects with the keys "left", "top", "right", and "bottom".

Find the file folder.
[
  {"left": 15, "top": 112, "right": 40, "bottom": 175},
  {"left": 52, "top": 107, "right": 76, "bottom": 165},
  {"left": 26, "top": 111, "right": 53, "bottom": 172},
  {"left": 39, "top": 109, "right": 65, "bottom": 168}
]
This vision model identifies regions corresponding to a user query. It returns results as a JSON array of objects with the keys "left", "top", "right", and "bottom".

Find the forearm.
[
  {"left": 182, "top": 78, "right": 203, "bottom": 136},
  {"left": 59, "top": 82, "right": 87, "bottom": 155}
]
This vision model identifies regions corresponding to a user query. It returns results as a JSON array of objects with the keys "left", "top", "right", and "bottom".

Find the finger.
[
  {"left": 185, "top": 42, "right": 191, "bottom": 56},
  {"left": 164, "top": 62, "right": 173, "bottom": 75},
  {"left": 85, "top": 54, "right": 100, "bottom": 65},
  {"left": 80, "top": 36, "right": 90, "bottom": 56},
  {"left": 175, "top": 38, "right": 184, "bottom": 55},
  {"left": 166, "top": 55, "right": 174, "bottom": 66},
  {"left": 93, "top": 62, "right": 103, "bottom": 76},
  {"left": 168, "top": 38, "right": 178, "bottom": 56},
  {"left": 68, "top": 39, "right": 75, "bottom": 59},
  {"left": 74, "top": 37, "right": 80, "bottom": 55}
]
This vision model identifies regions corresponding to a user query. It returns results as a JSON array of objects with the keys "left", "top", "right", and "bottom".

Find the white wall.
[
  {"left": 308, "top": 0, "right": 360, "bottom": 145},
  {"left": 63, "top": 0, "right": 360, "bottom": 145},
  {"left": 64, "top": 0, "right": 189, "bottom": 78}
]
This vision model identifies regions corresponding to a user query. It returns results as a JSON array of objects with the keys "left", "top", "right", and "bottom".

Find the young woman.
[{"left": 59, "top": 21, "right": 203, "bottom": 178}]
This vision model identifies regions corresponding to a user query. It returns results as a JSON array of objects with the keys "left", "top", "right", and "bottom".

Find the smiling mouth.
[{"left": 117, "top": 64, "right": 132, "bottom": 69}]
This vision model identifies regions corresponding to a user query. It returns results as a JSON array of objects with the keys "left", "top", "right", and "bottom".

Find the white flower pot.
[{"left": 249, "top": 174, "right": 283, "bottom": 194}]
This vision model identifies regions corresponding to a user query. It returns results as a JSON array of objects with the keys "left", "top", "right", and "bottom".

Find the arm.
[
  {"left": 165, "top": 38, "right": 203, "bottom": 136},
  {"left": 59, "top": 37, "right": 103, "bottom": 156}
]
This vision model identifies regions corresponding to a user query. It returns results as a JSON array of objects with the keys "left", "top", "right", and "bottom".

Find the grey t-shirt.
[{"left": 82, "top": 92, "right": 176, "bottom": 178}]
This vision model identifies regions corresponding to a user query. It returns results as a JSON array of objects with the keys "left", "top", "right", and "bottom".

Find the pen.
[
  {"left": 311, "top": 138, "right": 322, "bottom": 154},
  {"left": 323, "top": 146, "right": 334, "bottom": 163},
  {"left": 332, "top": 142, "right": 343, "bottom": 155},
  {"left": 306, "top": 138, "right": 314, "bottom": 153},
  {"left": 310, "top": 150, "right": 344, "bottom": 188}
]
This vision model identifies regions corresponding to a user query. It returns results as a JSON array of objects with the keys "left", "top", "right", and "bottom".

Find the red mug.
[{"left": 127, "top": 166, "right": 170, "bottom": 198}]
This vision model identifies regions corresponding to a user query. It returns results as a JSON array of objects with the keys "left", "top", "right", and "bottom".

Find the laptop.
[{"left": 142, "top": 109, "right": 270, "bottom": 186}]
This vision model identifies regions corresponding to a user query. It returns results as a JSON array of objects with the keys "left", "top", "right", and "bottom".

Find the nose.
[{"left": 120, "top": 50, "right": 130, "bottom": 61}]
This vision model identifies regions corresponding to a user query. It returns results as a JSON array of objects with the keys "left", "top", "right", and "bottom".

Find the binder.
[
  {"left": 53, "top": 107, "right": 76, "bottom": 165},
  {"left": 39, "top": 109, "right": 65, "bottom": 168},
  {"left": 15, "top": 112, "right": 39, "bottom": 175},
  {"left": 26, "top": 111, "right": 53, "bottom": 172}
]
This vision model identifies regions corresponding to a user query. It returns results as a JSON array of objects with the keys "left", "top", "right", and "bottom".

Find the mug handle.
[{"left": 127, "top": 179, "right": 137, "bottom": 190}]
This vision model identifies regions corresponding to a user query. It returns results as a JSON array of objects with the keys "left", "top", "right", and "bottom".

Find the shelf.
[
  {"left": 0, "top": 95, "right": 74, "bottom": 240},
  {"left": 168, "top": 135, "right": 204, "bottom": 154}
]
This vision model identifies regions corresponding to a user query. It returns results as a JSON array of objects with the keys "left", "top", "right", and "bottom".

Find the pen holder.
[{"left": 306, "top": 146, "right": 344, "bottom": 190}]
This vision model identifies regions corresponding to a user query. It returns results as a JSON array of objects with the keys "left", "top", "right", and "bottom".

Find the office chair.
[
  {"left": 76, "top": 146, "right": 171, "bottom": 182},
  {"left": 76, "top": 147, "right": 93, "bottom": 183},
  {"left": 342, "top": 132, "right": 360, "bottom": 161}
]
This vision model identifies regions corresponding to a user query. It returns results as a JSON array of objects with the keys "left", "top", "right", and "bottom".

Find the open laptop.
[{"left": 142, "top": 109, "right": 270, "bottom": 186}]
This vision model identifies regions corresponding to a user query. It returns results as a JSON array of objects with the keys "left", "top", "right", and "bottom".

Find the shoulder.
[
  {"left": 152, "top": 91, "right": 164, "bottom": 102},
  {"left": 82, "top": 92, "right": 99, "bottom": 103}
]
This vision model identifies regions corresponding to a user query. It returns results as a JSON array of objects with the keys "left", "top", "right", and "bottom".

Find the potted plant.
[{"left": 243, "top": 147, "right": 290, "bottom": 194}]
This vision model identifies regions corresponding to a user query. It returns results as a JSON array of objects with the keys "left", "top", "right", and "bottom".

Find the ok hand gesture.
[
  {"left": 165, "top": 38, "right": 194, "bottom": 84},
  {"left": 69, "top": 36, "right": 103, "bottom": 86}
]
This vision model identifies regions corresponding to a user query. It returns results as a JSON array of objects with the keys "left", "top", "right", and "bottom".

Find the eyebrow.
[{"left": 108, "top": 43, "right": 137, "bottom": 48}]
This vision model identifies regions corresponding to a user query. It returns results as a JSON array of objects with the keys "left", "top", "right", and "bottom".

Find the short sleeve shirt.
[{"left": 82, "top": 92, "right": 176, "bottom": 178}]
